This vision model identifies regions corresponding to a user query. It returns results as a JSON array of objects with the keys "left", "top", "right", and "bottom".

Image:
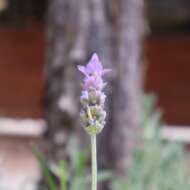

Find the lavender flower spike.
[{"left": 78, "top": 53, "right": 111, "bottom": 135}]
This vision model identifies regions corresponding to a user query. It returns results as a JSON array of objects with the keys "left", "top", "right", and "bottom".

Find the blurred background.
[{"left": 0, "top": 0, "right": 190, "bottom": 190}]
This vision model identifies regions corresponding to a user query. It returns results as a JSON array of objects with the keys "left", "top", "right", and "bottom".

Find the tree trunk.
[
  {"left": 110, "top": 0, "right": 147, "bottom": 174},
  {"left": 44, "top": 0, "right": 147, "bottom": 177},
  {"left": 44, "top": 0, "right": 83, "bottom": 162}
]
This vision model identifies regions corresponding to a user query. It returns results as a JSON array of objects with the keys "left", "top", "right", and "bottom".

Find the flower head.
[
  {"left": 78, "top": 53, "right": 110, "bottom": 135},
  {"left": 78, "top": 53, "right": 111, "bottom": 77},
  {"left": 83, "top": 75, "right": 104, "bottom": 90}
]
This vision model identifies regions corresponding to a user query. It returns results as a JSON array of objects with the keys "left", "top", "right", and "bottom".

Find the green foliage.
[
  {"left": 33, "top": 145, "right": 112, "bottom": 190},
  {"left": 33, "top": 147, "right": 58, "bottom": 190},
  {"left": 35, "top": 94, "right": 190, "bottom": 190},
  {"left": 112, "top": 94, "right": 190, "bottom": 190}
]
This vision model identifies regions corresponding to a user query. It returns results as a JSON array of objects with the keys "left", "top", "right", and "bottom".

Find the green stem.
[{"left": 91, "top": 134, "right": 97, "bottom": 190}]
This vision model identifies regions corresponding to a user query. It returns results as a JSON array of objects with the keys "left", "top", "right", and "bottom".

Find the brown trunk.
[
  {"left": 110, "top": 0, "right": 147, "bottom": 174},
  {"left": 44, "top": 0, "right": 147, "bottom": 177},
  {"left": 44, "top": 0, "right": 83, "bottom": 162}
]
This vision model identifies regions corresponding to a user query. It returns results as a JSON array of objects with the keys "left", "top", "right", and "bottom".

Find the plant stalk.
[{"left": 91, "top": 134, "right": 97, "bottom": 190}]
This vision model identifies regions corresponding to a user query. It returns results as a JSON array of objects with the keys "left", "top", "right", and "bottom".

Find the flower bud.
[
  {"left": 78, "top": 53, "right": 111, "bottom": 135},
  {"left": 80, "top": 91, "right": 89, "bottom": 106}
]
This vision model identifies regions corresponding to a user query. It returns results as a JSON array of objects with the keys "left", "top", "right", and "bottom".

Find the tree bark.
[
  {"left": 44, "top": 0, "right": 84, "bottom": 162},
  {"left": 110, "top": 0, "right": 147, "bottom": 174},
  {"left": 44, "top": 0, "right": 147, "bottom": 177}
]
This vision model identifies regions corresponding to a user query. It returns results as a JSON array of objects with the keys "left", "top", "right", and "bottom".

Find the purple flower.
[
  {"left": 99, "top": 93, "right": 106, "bottom": 104},
  {"left": 78, "top": 53, "right": 111, "bottom": 135},
  {"left": 78, "top": 53, "right": 111, "bottom": 77},
  {"left": 81, "top": 90, "right": 89, "bottom": 100},
  {"left": 80, "top": 91, "right": 89, "bottom": 106},
  {"left": 83, "top": 75, "right": 104, "bottom": 90}
]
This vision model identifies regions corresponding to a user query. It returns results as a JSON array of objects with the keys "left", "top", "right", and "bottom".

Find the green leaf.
[
  {"left": 32, "top": 146, "right": 57, "bottom": 190},
  {"left": 59, "top": 160, "right": 68, "bottom": 190},
  {"left": 73, "top": 151, "right": 86, "bottom": 174}
]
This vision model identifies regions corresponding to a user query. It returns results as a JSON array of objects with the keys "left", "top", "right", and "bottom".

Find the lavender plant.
[{"left": 78, "top": 53, "right": 111, "bottom": 190}]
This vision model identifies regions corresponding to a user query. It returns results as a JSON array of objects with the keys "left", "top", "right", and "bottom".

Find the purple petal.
[
  {"left": 90, "top": 53, "right": 103, "bottom": 71},
  {"left": 83, "top": 75, "right": 104, "bottom": 90},
  {"left": 77, "top": 65, "right": 87, "bottom": 75},
  {"left": 99, "top": 92, "right": 106, "bottom": 104},
  {"left": 81, "top": 91, "right": 89, "bottom": 99},
  {"left": 86, "top": 53, "right": 103, "bottom": 75}
]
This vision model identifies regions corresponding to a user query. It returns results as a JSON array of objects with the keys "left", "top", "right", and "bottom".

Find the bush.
[
  {"left": 112, "top": 95, "right": 190, "bottom": 190},
  {"left": 34, "top": 141, "right": 111, "bottom": 190},
  {"left": 35, "top": 95, "right": 190, "bottom": 190}
]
